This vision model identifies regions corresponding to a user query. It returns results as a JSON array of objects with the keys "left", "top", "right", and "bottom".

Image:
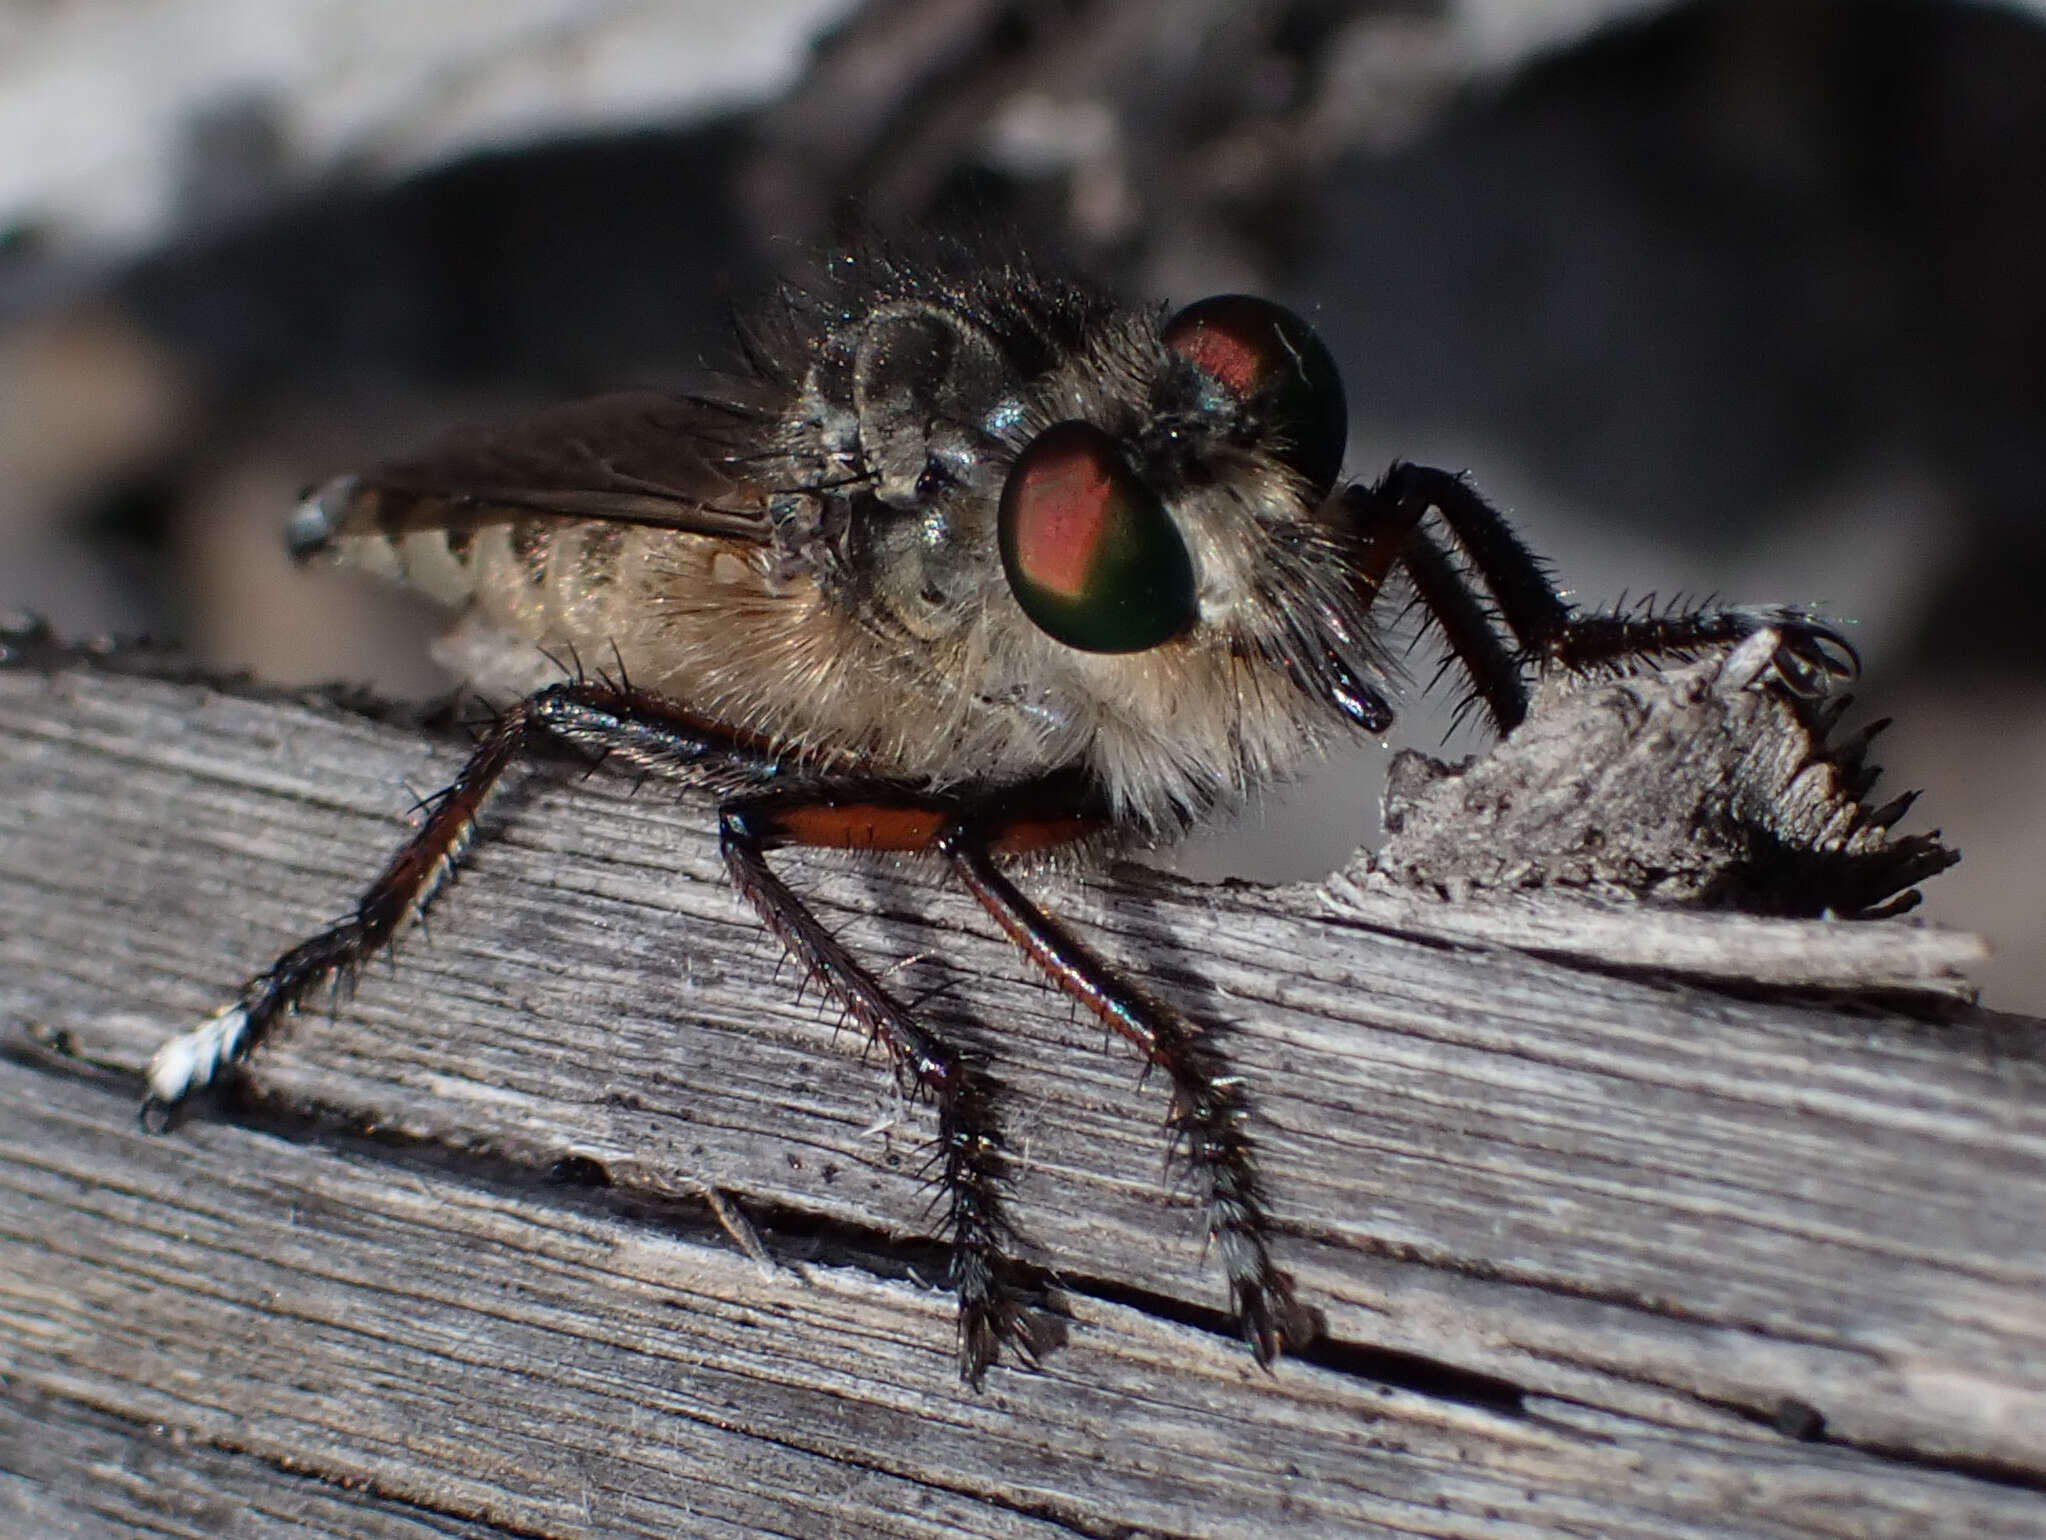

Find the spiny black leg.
[
  {"left": 1377, "top": 461, "right": 1856, "bottom": 682},
  {"left": 142, "top": 679, "right": 794, "bottom": 1122},
  {"left": 1397, "top": 524, "right": 1529, "bottom": 733},
  {"left": 1350, "top": 462, "right": 1856, "bottom": 733},
  {"left": 1338, "top": 473, "right": 1539, "bottom": 734},
  {"left": 1540, "top": 603, "right": 1858, "bottom": 691},
  {"left": 142, "top": 699, "right": 532, "bottom": 1122},
  {"left": 526, "top": 679, "right": 838, "bottom": 785},
  {"left": 938, "top": 826, "right": 1306, "bottom": 1365},
  {"left": 719, "top": 798, "right": 1034, "bottom": 1385},
  {"left": 1372, "top": 461, "right": 1572, "bottom": 656}
]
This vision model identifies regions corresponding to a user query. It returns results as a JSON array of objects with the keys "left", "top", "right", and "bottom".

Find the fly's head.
[{"left": 764, "top": 249, "right": 1393, "bottom": 822}]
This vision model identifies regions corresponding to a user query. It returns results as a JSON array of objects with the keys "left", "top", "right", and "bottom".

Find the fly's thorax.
[
  {"left": 845, "top": 494, "right": 1003, "bottom": 646},
  {"left": 781, "top": 295, "right": 1028, "bottom": 651}
]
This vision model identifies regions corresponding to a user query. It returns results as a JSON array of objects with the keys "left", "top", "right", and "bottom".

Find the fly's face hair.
[{"left": 142, "top": 233, "right": 1855, "bottom": 1385}]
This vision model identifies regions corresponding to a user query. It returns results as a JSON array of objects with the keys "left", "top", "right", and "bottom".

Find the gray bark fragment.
[{"left": 1372, "top": 630, "right": 1958, "bottom": 919}]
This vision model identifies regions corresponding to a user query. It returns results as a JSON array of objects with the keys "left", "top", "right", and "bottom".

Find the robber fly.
[{"left": 142, "top": 234, "right": 1850, "bottom": 1384}]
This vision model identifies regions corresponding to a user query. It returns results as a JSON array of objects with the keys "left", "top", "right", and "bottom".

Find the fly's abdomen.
[
  {"left": 289, "top": 474, "right": 624, "bottom": 638},
  {"left": 288, "top": 476, "right": 489, "bottom": 607}
]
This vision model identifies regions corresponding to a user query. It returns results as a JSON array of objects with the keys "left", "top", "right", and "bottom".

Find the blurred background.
[{"left": 2, "top": 0, "right": 2041, "bottom": 1013}]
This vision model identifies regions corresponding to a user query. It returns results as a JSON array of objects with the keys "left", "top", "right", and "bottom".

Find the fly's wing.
[{"left": 288, "top": 392, "right": 778, "bottom": 559}]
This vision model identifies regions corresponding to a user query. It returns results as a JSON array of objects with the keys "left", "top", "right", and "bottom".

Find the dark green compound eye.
[
  {"left": 1162, "top": 294, "right": 1348, "bottom": 497},
  {"left": 998, "top": 420, "right": 1198, "bottom": 654}
]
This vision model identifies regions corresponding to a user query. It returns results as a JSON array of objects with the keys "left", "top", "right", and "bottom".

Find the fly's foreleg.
[{"left": 1343, "top": 462, "right": 1858, "bottom": 736}]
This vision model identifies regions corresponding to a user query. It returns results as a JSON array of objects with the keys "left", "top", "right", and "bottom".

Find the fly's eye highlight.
[
  {"left": 1163, "top": 294, "right": 1348, "bottom": 496},
  {"left": 998, "top": 419, "right": 1198, "bottom": 654}
]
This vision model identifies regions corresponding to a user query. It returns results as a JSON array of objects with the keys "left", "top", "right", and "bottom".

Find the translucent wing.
[{"left": 289, "top": 391, "right": 777, "bottom": 558}]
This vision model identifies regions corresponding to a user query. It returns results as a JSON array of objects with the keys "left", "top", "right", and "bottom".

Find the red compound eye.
[
  {"left": 1163, "top": 294, "right": 1348, "bottom": 496},
  {"left": 998, "top": 420, "right": 1197, "bottom": 654}
]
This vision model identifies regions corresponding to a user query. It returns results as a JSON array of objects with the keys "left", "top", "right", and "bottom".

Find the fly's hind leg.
[
  {"left": 143, "top": 696, "right": 532, "bottom": 1121},
  {"left": 141, "top": 679, "right": 790, "bottom": 1120}
]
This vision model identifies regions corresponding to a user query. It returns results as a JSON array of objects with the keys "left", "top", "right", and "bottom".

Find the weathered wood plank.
[
  {"left": 3, "top": 662, "right": 2044, "bottom": 1537},
  {"left": 0, "top": 1385, "right": 491, "bottom": 1539},
  {"left": 6, "top": 1051, "right": 2040, "bottom": 1540}
]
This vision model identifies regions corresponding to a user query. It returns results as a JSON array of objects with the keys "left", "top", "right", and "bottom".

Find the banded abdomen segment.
[{"left": 292, "top": 476, "right": 623, "bottom": 631}]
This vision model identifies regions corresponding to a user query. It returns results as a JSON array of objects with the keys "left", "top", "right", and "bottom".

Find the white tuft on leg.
[{"left": 145, "top": 1003, "right": 251, "bottom": 1105}]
